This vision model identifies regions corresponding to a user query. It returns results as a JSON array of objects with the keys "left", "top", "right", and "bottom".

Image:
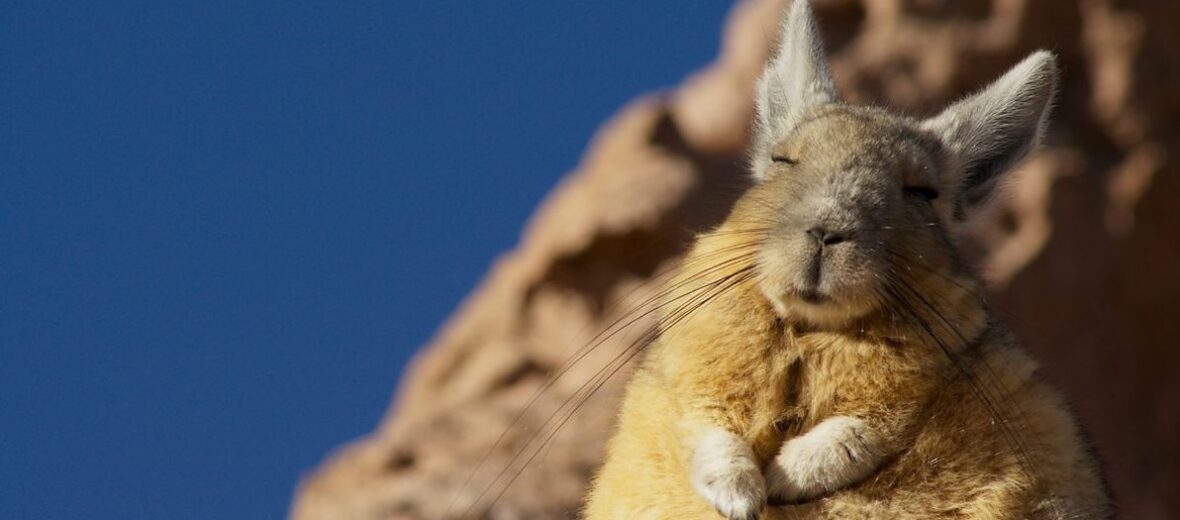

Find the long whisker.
[
  {"left": 459, "top": 271, "right": 737, "bottom": 514},
  {"left": 880, "top": 247, "right": 1036, "bottom": 333},
  {"left": 876, "top": 266, "right": 1044, "bottom": 498},
  {"left": 443, "top": 237, "right": 765, "bottom": 515},
  {"left": 880, "top": 248, "right": 984, "bottom": 300},
  {"left": 879, "top": 258, "right": 1026, "bottom": 436},
  {"left": 470, "top": 266, "right": 758, "bottom": 516},
  {"left": 457, "top": 244, "right": 761, "bottom": 516}
]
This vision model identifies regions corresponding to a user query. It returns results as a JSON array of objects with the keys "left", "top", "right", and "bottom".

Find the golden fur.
[
  {"left": 584, "top": 3, "right": 1109, "bottom": 517},
  {"left": 585, "top": 208, "right": 1109, "bottom": 518}
]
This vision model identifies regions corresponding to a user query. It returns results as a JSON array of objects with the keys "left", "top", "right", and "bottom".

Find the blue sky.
[{"left": 0, "top": 1, "right": 735, "bottom": 518}]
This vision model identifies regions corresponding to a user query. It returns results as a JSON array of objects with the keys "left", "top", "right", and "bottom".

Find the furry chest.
[{"left": 785, "top": 332, "right": 919, "bottom": 424}]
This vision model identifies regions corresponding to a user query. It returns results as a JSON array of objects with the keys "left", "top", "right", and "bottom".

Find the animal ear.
[
  {"left": 923, "top": 51, "right": 1058, "bottom": 213},
  {"left": 752, "top": 0, "right": 838, "bottom": 179}
]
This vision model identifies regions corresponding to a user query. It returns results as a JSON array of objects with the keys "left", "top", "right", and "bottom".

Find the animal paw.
[
  {"left": 765, "top": 416, "right": 885, "bottom": 503},
  {"left": 763, "top": 455, "right": 808, "bottom": 504},
  {"left": 691, "top": 429, "right": 767, "bottom": 520}
]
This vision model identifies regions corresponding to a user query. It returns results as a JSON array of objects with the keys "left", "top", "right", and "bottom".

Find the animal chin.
[{"left": 763, "top": 283, "right": 874, "bottom": 329}]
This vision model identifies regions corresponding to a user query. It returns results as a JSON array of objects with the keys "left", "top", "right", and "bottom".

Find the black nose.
[{"left": 807, "top": 226, "right": 846, "bottom": 246}]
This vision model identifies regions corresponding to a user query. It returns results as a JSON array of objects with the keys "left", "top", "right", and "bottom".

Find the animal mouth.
[{"left": 791, "top": 287, "right": 829, "bottom": 305}]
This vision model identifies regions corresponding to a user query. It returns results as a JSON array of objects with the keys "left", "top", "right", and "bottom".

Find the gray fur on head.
[
  {"left": 751, "top": 0, "right": 1057, "bottom": 215},
  {"left": 752, "top": 0, "right": 838, "bottom": 180},
  {"left": 922, "top": 51, "right": 1058, "bottom": 213}
]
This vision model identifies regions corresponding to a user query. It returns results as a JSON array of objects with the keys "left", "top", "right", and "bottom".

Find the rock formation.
[{"left": 291, "top": 0, "right": 1179, "bottom": 518}]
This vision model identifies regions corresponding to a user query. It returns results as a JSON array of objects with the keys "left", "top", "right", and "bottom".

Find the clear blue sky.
[{"left": 0, "top": 1, "right": 735, "bottom": 518}]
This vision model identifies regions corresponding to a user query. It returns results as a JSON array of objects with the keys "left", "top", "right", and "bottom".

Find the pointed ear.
[
  {"left": 923, "top": 51, "right": 1058, "bottom": 213},
  {"left": 752, "top": 0, "right": 838, "bottom": 179}
]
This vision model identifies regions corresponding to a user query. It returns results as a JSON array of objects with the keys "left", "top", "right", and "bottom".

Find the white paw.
[
  {"left": 765, "top": 416, "right": 884, "bottom": 503},
  {"left": 692, "top": 429, "right": 766, "bottom": 520}
]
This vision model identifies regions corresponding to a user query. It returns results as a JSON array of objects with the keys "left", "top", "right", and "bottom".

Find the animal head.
[{"left": 738, "top": 0, "right": 1057, "bottom": 328}]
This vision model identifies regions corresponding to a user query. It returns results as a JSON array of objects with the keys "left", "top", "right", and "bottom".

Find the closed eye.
[
  {"left": 771, "top": 155, "right": 798, "bottom": 165},
  {"left": 903, "top": 186, "right": 939, "bottom": 202}
]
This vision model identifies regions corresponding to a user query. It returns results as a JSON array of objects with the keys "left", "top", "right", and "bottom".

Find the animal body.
[{"left": 583, "top": 1, "right": 1110, "bottom": 519}]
